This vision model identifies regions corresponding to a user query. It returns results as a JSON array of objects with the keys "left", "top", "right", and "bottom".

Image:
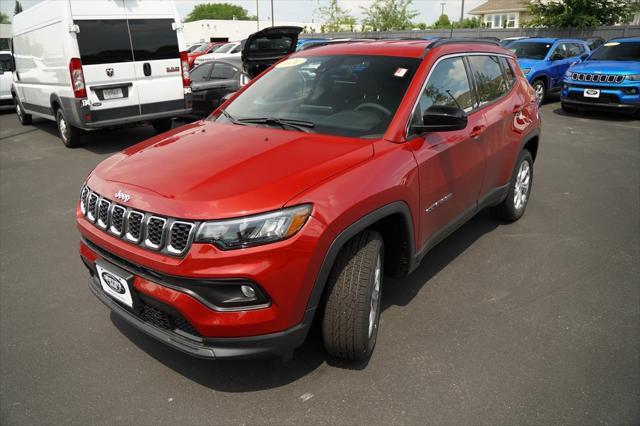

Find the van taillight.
[
  {"left": 179, "top": 51, "right": 190, "bottom": 87},
  {"left": 69, "top": 58, "right": 87, "bottom": 98}
]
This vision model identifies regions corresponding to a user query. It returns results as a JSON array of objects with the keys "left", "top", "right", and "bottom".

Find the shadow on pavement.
[
  {"left": 552, "top": 106, "right": 638, "bottom": 122},
  {"left": 110, "top": 208, "right": 503, "bottom": 389}
]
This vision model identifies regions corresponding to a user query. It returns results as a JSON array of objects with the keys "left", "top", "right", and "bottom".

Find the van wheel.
[
  {"left": 494, "top": 149, "right": 533, "bottom": 222},
  {"left": 15, "top": 98, "right": 32, "bottom": 125},
  {"left": 322, "top": 229, "right": 384, "bottom": 361},
  {"left": 532, "top": 79, "right": 546, "bottom": 106},
  {"left": 56, "top": 109, "right": 83, "bottom": 148},
  {"left": 152, "top": 118, "right": 173, "bottom": 134}
]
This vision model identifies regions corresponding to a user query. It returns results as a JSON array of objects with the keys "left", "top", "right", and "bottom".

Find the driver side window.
[{"left": 412, "top": 57, "right": 474, "bottom": 126}]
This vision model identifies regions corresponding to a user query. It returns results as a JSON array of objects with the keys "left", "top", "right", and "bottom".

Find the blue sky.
[{"left": 1, "top": 0, "right": 485, "bottom": 25}]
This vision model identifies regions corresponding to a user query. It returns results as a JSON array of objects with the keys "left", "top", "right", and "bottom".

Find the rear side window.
[
  {"left": 417, "top": 57, "right": 474, "bottom": 114},
  {"left": 190, "top": 63, "right": 212, "bottom": 81},
  {"left": 499, "top": 57, "right": 516, "bottom": 88},
  {"left": 76, "top": 20, "right": 133, "bottom": 65},
  {"left": 0, "top": 53, "right": 13, "bottom": 71},
  {"left": 211, "top": 63, "right": 238, "bottom": 79},
  {"left": 128, "top": 19, "right": 179, "bottom": 61},
  {"left": 468, "top": 55, "right": 508, "bottom": 105}
]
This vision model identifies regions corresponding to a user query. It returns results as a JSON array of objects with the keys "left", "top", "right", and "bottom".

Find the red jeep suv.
[{"left": 78, "top": 39, "right": 540, "bottom": 361}]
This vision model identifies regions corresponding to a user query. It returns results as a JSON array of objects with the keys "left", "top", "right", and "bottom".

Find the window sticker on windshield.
[
  {"left": 604, "top": 42, "right": 620, "bottom": 47},
  {"left": 394, "top": 68, "right": 408, "bottom": 78},
  {"left": 276, "top": 58, "right": 307, "bottom": 68}
]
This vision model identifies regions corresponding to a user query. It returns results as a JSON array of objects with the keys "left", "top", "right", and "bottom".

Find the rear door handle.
[
  {"left": 143, "top": 63, "right": 151, "bottom": 77},
  {"left": 470, "top": 125, "right": 486, "bottom": 139}
]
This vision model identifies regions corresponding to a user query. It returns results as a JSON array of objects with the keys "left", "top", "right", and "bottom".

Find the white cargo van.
[
  {"left": 11, "top": 0, "right": 192, "bottom": 147},
  {"left": 0, "top": 51, "right": 14, "bottom": 108}
]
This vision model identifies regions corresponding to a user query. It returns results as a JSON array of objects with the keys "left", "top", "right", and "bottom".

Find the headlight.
[
  {"left": 522, "top": 68, "right": 531, "bottom": 75},
  {"left": 626, "top": 74, "right": 640, "bottom": 81},
  {"left": 195, "top": 204, "right": 312, "bottom": 249}
]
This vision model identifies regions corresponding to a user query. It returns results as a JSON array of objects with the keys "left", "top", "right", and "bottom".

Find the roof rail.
[{"left": 429, "top": 38, "right": 501, "bottom": 48}]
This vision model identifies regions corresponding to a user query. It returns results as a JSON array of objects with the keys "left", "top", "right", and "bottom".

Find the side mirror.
[
  {"left": 413, "top": 105, "right": 468, "bottom": 133},
  {"left": 580, "top": 53, "right": 589, "bottom": 61},
  {"left": 549, "top": 53, "right": 564, "bottom": 61}
]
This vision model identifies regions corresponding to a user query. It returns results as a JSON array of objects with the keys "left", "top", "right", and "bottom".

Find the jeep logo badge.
[
  {"left": 102, "top": 272, "right": 126, "bottom": 294},
  {"left": 114, "top": 190, "right": 131, "bottom": 202},
  {"left": 106, "top": 68, "right": 114, "bottom": 77}
]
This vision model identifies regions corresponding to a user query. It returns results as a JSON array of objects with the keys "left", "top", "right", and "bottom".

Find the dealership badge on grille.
[
  {"left": 101, "top": 272, "right": 126, "bottom": 294},
  {"left": 114, "top": 190, "right": 131, "bottom": 202}
]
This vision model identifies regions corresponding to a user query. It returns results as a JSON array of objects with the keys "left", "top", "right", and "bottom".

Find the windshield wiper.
[
  {"left": 237, "top": 117, "right": 315, "bottom": 133},
  {"left": 219, "top": 108, "right": 247, "bottom": 126}
]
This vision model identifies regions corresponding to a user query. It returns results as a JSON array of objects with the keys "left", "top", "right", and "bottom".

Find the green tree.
[
  {"left": 454, "top": 17, "right": 482, "bottom": 28},
  {"left": 431, "top": 13, "right": 451, "bottom": 29},
  {"left": 317, "top": 0, "right": 357, "bottom": 32},
  {"left": 14, "top": 0, "right": 23, "bottom": 15},
  {"left": 0, "top": 12, "right": 10, "bottom": 24},
  {"left": 526, "top": 0, "right": 639, "bottom": 28},
  {"left": 185, "top": 3, "right": 256, "bottom": 22},
  {"left": 361, "top": 0, "right": 418, "bottom": 31}
]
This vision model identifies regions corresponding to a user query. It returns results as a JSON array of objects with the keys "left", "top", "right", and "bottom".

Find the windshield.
[
  {"left": 510, "top": 42, "right": 552, "bottom": 60},
  {"left": 589, "top": 41, "right": 640, "bottom": 61},
  {"left": 213, "top": 43, "right": 235, "bottom": 54},
  {"left": 192, "top": 43, "right": 212, "bottom": 53},
  {"left": 218, "top": 55, "right": 420, "bottom": 138}
]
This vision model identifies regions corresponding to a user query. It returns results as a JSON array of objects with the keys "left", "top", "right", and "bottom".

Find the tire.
[
  {"left": 152, "top": 118, "right": 173, "bottom": 134},
  {"left": 561, "top": 102, "right": 577, "bottom": 113},
  {"left": 56, "top": 109, "right": 84, "bottom": 148},
  {"left": 322, "top": 229, "right": 384, "bottom": 361},
  {"left": 494, "top": 150, "right": 534, "bottom": 222},
  {"left": 14, "top": 97, "right": 32, "bottom": 125},
  {"left": 532, "top": 79, "right": 546, "bottom": 106}
]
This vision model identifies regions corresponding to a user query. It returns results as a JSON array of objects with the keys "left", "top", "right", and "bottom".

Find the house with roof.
[{"left": 468, "top": 0, "right": 530, "bottom": 29}]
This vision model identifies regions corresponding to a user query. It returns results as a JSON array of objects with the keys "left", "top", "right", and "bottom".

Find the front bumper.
[
  {"left": 88, "top": 275, "right": 310, "bottom": 359},
  {"left": 561, "top": 80, "right": 640, "bottom": 111}
]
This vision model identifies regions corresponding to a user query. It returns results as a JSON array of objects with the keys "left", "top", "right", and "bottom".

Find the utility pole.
[
  {"left": 459, "top": 0, "right": 465, "bottom": 26},
  {"left": 440, "top": 2, "right": 445, "bottom": 17},
  {"left": 256, "top": 0, "right": 259, "bottom": 30},
  {"left": 271, "top": 0, "right": 274, "bottom": 27}
]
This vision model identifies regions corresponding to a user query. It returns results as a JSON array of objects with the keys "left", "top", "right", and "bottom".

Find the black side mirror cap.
[{"left": 412, "top": 105, "right": 468, "bottom": 133}]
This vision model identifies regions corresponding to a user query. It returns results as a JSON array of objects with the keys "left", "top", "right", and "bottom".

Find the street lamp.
[
  {"left": 440, "top": 2, "right": 445, "bottom": 17},
  {"left": 271, "top": 0, "right": 274, "bottom": 27},
  {"left": 256, "top": 0, "right": 259, "bottom": 30},
  {"left": 459, "top": 0, "right": 465, "bottom": 26}
]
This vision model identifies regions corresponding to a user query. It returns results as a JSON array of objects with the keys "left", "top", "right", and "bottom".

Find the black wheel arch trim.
[{"left": 304, "top": 201, "right": 416, "bottom": 316}]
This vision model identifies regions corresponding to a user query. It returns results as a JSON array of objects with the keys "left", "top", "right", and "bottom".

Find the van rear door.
[
  {"left": 125, "top": 1, "right": 185, "bottom": 115},
  {"left": 74, "top": 17, "right": 142, "bottom": 121}
]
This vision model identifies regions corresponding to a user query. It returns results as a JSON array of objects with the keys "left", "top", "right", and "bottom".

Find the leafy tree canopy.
[
  {"left": 14, "top": 0, "right": 23, "bottom": 15},
  {"left": 318, "top": 0, "right": 357, "bottom": 32},
  {"left": 0, "top": 12, "right": 10, "bottom": 24},
  {"left": 185, "top": 3, "right": 256, "bottom": 22},
  {"left": 431, "top": 13, "right": 451, "bottom": 29},
  {"left": 361, "top": 0, "right": 419, "bottom": 31},
  {"left": 526, "top": 0, "right": 639, "bottom": 28}
]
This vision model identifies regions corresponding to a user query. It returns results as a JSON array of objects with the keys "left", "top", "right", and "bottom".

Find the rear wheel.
[
  {"left": 494, "top": 150, "right": 533, "bottom": 222},
  {"left": 56, "top": 109, "right": 83, "bottom": 148},
  {"left": 322, "top": 229, "right": 384, "bottom": 361},
  {"left": 532, "top": 79, "right": 546, "bottom": 106},
  {"left": 152, "top": 118, "right": 173, "bottom": 134},
  {"left": 15, "top": 97, "right": 32, "bottom": 125}
]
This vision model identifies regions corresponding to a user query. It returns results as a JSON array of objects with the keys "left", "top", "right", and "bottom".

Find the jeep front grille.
[
  {"left": 80, "top": 185, "right": 197, "bottom": 257},
  {"left": 571, "top": 73, "right": 624, "bottom": 84}
]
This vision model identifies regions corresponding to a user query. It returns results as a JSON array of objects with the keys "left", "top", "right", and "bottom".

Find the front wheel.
[
  {"left": 15, "top": 98, "right": 32, "bottom": 125},
  {"left": 494, "top": 150, "right": 533, "bottom": 222},
  {"left": 56, "top": 109, "right": 83, "bottom": 148},
  {"left": 322, "top": 230, "right": 384, "bottom": 361},
  {"left": 532, "top": 80, "right": 546, "bottom": 106}
]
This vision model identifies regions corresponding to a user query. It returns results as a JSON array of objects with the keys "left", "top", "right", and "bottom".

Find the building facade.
[{"left": 468, "top": 0, "right": 530, "bottom": 29}]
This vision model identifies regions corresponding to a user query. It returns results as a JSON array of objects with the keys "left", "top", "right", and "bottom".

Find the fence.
[{"left": 306, "top": 25, "right": 640, "bottom": 41}]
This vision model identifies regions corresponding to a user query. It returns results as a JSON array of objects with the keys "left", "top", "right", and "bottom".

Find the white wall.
[{"left": 183, "top": 20, "right": 321, "bottom": 45}]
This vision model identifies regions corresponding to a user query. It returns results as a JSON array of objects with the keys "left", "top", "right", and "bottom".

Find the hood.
[
  {"left": 570, "top": 60, "right": 640, "bottom": 75},
  {"left": 87, "top": 121, "right": 373, "bottom": 220}
]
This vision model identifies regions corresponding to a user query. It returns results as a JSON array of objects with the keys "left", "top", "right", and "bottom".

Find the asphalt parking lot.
[{"left": 1, "top": 100, "right": 638, "bottom": 425}]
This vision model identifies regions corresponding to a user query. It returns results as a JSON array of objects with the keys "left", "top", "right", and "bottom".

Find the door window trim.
[{"left": 405, "top": 52, "right": 517, "bottom": 140}]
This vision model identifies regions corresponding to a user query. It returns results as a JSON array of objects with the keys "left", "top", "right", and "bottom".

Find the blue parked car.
[
  {"left": 561, "top": 37, "right": 640, "bottom": 115},
  {"left": 509, "top": 38, "right": 590, "bottom": 105}
]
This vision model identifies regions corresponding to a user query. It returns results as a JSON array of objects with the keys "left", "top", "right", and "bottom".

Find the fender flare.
[{"left": 304, "top": 201, "right": 415, "bottom": 316}]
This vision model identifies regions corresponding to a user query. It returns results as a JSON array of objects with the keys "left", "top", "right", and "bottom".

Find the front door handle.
[
  {"left": 143, "top": 63, "right": 151, "bottom": 77},
  {"left": 470, "top": 125, "right": 486, "bottom": 139}
]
